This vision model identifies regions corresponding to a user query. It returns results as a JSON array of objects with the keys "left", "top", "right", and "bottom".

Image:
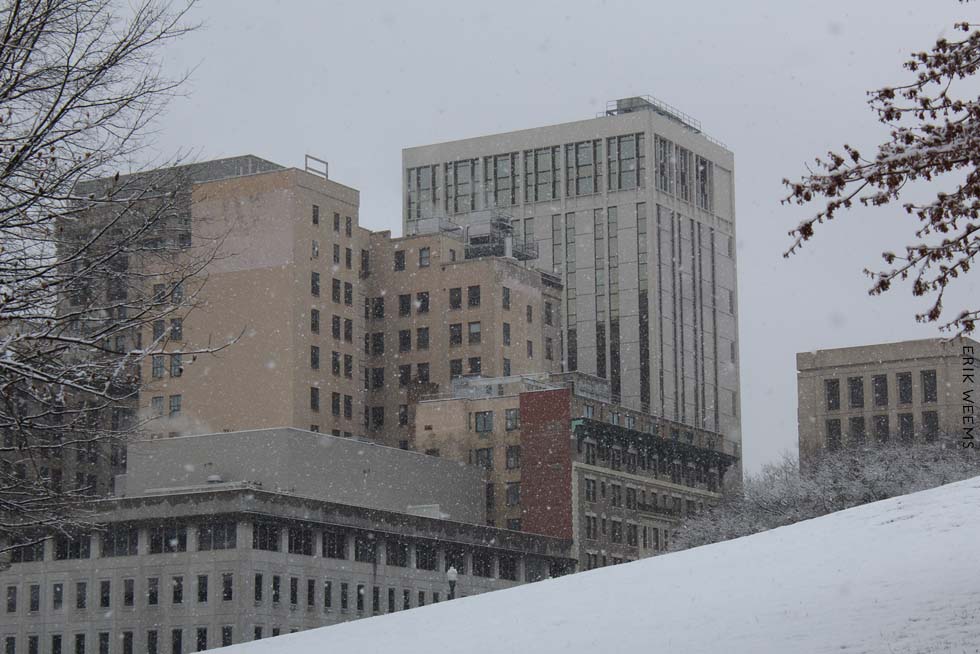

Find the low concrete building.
[
  {"left": 0, "top": 429, "right": 573, "bottom": 653},
  {"left": 413, "top": 373, "right": 739, "bottom": 568},
  {"left": 797, "top": 337, "right": 979, "bottom": 466}
]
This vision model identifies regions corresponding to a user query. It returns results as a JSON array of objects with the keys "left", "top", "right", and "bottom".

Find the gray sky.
[{"left": 152, "top": 0, "right": 976, "bottom": 472}]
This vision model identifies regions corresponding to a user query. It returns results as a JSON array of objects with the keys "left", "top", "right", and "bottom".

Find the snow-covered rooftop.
[{"left": 216, "top": 476, "right": 980, "bottom": 653}]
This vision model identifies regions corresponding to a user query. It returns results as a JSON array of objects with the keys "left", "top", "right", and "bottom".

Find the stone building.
[
  {"left": 0, "top": 429, "right": 573, "bottom": 653},
  {"left": 412, "top": 373, "right": 739, "bottom": 567},
  {"left": 797, "top": 337, "right": 979, "bottom": 466}
]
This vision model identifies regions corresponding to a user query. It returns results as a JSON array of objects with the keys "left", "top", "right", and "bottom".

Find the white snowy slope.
[{"left": 218, "top": 477, "right": 980, "bottom": 654}]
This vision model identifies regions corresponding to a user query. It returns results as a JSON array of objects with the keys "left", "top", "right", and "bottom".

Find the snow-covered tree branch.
[{"left": 784, "top": 10, "right": 980, "bottom": 333}]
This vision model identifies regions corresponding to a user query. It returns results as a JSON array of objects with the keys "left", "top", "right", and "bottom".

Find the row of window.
[
  {"left": 405, "top": 134, "right": 662, "bottom": 220},
  {"left": 149, "top": 395, "right": 181, "bottom": 419},
  {"left": 309, "top": 311, "right": 353, "bottom": 342},
  {"left": 392, "top": 247, "right": 431, "bottom": 271},
  {"left": 6, "top": 572, "right": 233, "bottom": 616},
  {"left": 825, "top": 411, "right": 940, "bottom": 449},
  {"left": 824, "top": 370, "right": 938, "bottom": 411},
  {"left": 584, "top": 478, "right": 701, "bottom": 516},
  {"left": 150, "top": 354, "right": 182, "bottom": 379},
  {"left": 3, "top": 626, "right": 232, "bottom": 654},
  {"left": 310, "top": 206, "right": 353, "bottom": 237},
  {"left": 580, "top": 440, "right": 721, "bottom": 491},
  {"left": 310, "top": 274, "right": 354, "bottom": 306}
]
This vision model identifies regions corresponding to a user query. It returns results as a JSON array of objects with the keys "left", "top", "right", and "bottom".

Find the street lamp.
[{"left": 446, "top": 565, "right": 458, "bottom": 600}]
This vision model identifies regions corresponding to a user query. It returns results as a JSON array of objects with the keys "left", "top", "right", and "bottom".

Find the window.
[
  {"left": 312, "top": 204, "right": 320, "bottom": 225},
  {"left": 505, "top": 408, "right": 520, "bottom": 431},
  {"left": 151, "top": 396, "right": 164, "bottom": 417},
  {"left": 398, "top": 404, "right": 409, "bottom": 426},
  {"left": 102, "top": 525, "right": 139, "bottom": 557},
  {"left": 873, "top": 415, "right": 889, "bottom": 442},
  {"left": 450, "top": 359, "right": 463, "bottom": 377},
  {"left": 921, "top": 370, "right": 938, "bottom": 403},
  {"left": 221, "top": 628, "right": 232, "bottom": 648},
  {"left": 502, "top": 322, "right": 511, "bottom": 346},
  {"left": 253, "top": 574, "right": 262, "bottom": 603},
  {"left": 310, "top": 387, "right": 320, "bottom": 412},
  {"left": 346, "top": 248, "right": 352, "bottom": 269},
  {"left": 271, "top": 576, "right": 281, "bottom": 603},
  {"left": 305, "top": 579, "right": 314, "bottom": 607},
  {"left": 898, "top": 372, "right": 913, "bottom": 404},
  {"left": 467, "top": 285, "right": 481, "bottom": 307},
  {"left": 345, "top": 216, "right": 352, "bottom": 236},
  {"left": 344, "top": 281, "right": 353, "bottom": 305},
  {"left": 311, "top": 272, "right": 320, "bottom": 296},
  {"left": 526, "top": 340, "right": 533, "bottom": 358},
  {"left": 526, "top": 305, "right": 533, "bottom": 323},
  {"left": 196, "top": 575, "right": 208, "bottom": 603},
  {"left": 473, "top": 447, "right": 493, "bottom": 470},
  {"left": 474, "top": 410, "right": 493, "bottom": 433},
  {"left": 544, "top": 301, "right": 553, "bottom": 325},
  {"left": 287, "top": 527, "right": 314, "bottom": 555},
  {"left": 333, "top": 243, "right": 340, "bottom": 264},
  {"left": 502, "top": 287, "right": 511, "bottom": 309},
  {"left": 344, "top": 318, "right": 352, "bottom": 342},
  {"left": 584, "top": 479, "right": 596, "bottom": 502},
  {"left": 333, "top": 212, "right": 340, "bottom": 232},
  {"left": 168, "top": 394, "right": 181, "bottom": 417},
  {"left": 148, "top": 632, "right": 158, "bottom": 654},
  {"left": 252, "top": 523, "right": 280, "bottom": 552},
  {"left": 417, "top": 292, "right": 430, "bottom": 314},
  {"left": 826, "top": 419, "right": 842, "bottom": 451},
  {"left": 331, "top": 315, "right": 341, "bottom": 338},
  {"left": 847, "top": 377, "right": 864, "bottom": 408},
  {"left": 417, "top": 327, "right": 429, "bottom": 349},
  {"left": 417, "top": 362, "right": 430, "bottom": 383},
  {"left": 75, "top": 582, "right": 86, "bottom": 609},
  {"left": 170, "top": 576, "right": 184, "bottom": 604},
  {"left": 123, "top": 578, "right": 135, "bottom": 607},
  {"left": 399, "top": 329, "right": 411, "bottom": 352},
  {"left": 848, "top": 416, "right": 866, "bottom": 444},
  {"left": 824, "top": 379, "right": 840, "bottom": 410},
  {"left": 371, "top": 332, "right": 384, "bottom": 354},
  {"left": 449, "top": 323, "right": 462, "bottom": 346},
  {"left": 150, "top": 525, "right": 187, "bottom": 554},
  {"left": 323, "top": 530, "right": 347, "bottom": 559},
  {"left": 469, "top": 357, "right": 481, "bottom": 374},
  {"left": 468, "top": 321, "right": 482, "bottom": 344},
  {"left": 399, "top": 294, "right": 411, "bottom": 316},
  {"left": 323, "top": 581, "right": 332, "bottom": 610},
  {"left": 872, "top": 375, "right": 888, "bottom": 407},
  {"left": 923, "top": 410, "right": 940, "bottom": 441},
  {"left": 99, "top": 580, "right": 110, "bottom": 608},
  {"left": 53, "top": 582, "right": 64, "bottom": 610},
  {"left": 310, "top": 345, "right": 319, "bottom": 369},
  {"left": 398, "top": 364, "right": 411, "bottom": 387},
  {"left": 171, "top": 629, "right": 181, "bottom": 654},
  {"left": 506, "top": 482, "right": 521, "bottom": 506},
  {"left": 354, "top": 535, "right": 377, "bottom": 563},
  {"left": 332, "top": 278, "right": 341, "bottom": 303},
  {"left": 170, "top": 353, "right": 182, "bottom": 377},
  {"left": 152, "top": 355, "right": 164, "bottom": 378},
  {"left": 394, "top": 250, "right": 406, "bottom": 271},
  {"left": 610, "top": 520, "right": 623, "bottom": 543},
  {"left": 289, "top": 577, "right": 298, "bottom": 605},
  {"left": 503, "top": 357, "right": 511, "bottom": 376},
  {"left": 147, "top": 577, "right": 159, "bottom": 605},
  {"left": 449, "top": 287, "right": 462, "bottom": 309},
  {"left": 54, "top": 535, "right": 91, "bottom": 560},
  {"left": 898, "top": 413, "right": 915, "bottom": 443},
  {"left": 419, "top": 247, "right": 430, "bottom": 267},
  {"left": 416, "top": 543, "right": 437, "bottom": 570},
  {"left": 506, "top": 445, "right": 521, "bottom": 469},
  {"left": 545, "top": 337, "right": 554, "bottom": 360},
  {"left": 153, "top": 320, "right": 165, "bottom": 340}
]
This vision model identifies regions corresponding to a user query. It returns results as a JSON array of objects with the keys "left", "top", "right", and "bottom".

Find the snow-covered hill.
[{"left": 218, "top": 477, "right": 980, "bottom": 653}]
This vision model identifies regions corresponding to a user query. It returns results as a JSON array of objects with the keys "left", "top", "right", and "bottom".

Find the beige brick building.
[
  {"left": 131, "top": 157, "right": 562, "bottom": 445},
  {"left": 797, "top": 337, "right": 979, "bottom": 466}
]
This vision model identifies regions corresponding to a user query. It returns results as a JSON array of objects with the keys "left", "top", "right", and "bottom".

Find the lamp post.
[{"left": 446, "top": 565, "right": 458, "bottom": 600}]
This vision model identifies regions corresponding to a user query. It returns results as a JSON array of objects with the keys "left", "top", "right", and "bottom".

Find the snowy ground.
[{"left": 218, "top": 477, "right": 980, "bottom": 653}]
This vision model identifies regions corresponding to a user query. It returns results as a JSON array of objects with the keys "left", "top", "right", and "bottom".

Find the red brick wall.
[{"left": 520, "top": 388, "right": 573, "bottom": 539}]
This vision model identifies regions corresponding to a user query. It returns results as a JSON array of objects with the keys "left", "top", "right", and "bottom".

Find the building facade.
[
  {"left": 412, "top": 373, "right": 739, "bottom": 566},
  {"left": 797, "top": 337, "right": 979, "bottom": 466},
  {"left": 402, "top": 97, "right": 742, "bottom": 461},
  {"left": 0, "top": 430, "right": 573, "bottom": 653}
]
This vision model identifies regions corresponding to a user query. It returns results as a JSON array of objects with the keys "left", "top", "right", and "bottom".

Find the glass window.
[
  {"left": 475, "top": 411, "right": 493, "bottom": 433},
  {"left": 847, "top": 377, "right": 864, "bottom": 409},
  {"left": 921, "top": 370, "right": 938, "bottom": 403},
  {"left": 872, "top": 375, "right": 888, "bottom": 407}
]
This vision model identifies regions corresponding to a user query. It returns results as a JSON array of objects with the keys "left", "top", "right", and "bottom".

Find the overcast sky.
[{"left": 151, "top": 0, "right": 976, "bottom": 472}]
